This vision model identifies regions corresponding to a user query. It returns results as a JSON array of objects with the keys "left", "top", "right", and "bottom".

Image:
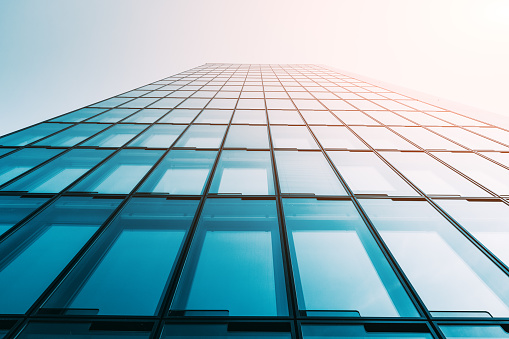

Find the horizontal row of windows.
[
  {"left": 1, "top": 196, "right": 509, "bottom": 318},
  {"left": 3, "top": 321, "right": 509, "bottom": 339},
  {"left": 1, "top": 147, "right": 509, "bottom": 197}
]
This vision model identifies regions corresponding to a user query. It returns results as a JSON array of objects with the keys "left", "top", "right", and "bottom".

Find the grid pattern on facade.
[{"left": 1, "top": 64, "right": 509, "bottom": 338}]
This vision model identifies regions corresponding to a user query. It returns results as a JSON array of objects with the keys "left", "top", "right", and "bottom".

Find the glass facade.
[{"left": 0, "top": 63, "right": 508, "bottom": 338}]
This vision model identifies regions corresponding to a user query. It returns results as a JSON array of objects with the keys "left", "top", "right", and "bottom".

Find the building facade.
[{"left": 1, "top": 64, "right": 509, "bottom": 338}]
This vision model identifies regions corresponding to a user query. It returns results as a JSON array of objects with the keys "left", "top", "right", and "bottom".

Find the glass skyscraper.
[{"left": 1, "top": 63, "right": 509, "bottom": 338}]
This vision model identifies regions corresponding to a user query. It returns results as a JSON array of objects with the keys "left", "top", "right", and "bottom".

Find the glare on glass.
[
  {"left": 224, "top": 125, "right": 269, "bottom": 149},
  {"left": 34, "top": 124, "right": 108, "bottom": 147},
  {"left": 174, "top": 125, "right": 227, "bottom": 148},
  {"left": 128, "top": 125, "right": 185, "bottom": 148},
  {"left": 81, "top": 124, "right": 147, "bottom": 147}
]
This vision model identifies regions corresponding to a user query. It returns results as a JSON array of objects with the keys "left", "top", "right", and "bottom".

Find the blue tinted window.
[
  {"left": 70, "top": 149, "right": 163, "bottom": 194},
  {"left": 50, "top": 108, "right": 108, "bottom": 122},
  {"left": 119, "top": 97, "right": 160, "bottom": 108},
  {"left": 0, "top": 148, "right": 15, "bottom": 157},
  {"left": 41, "top": 198, "right": 199, "bottom": 316},
  {"left": 90, "top": 97, "right": 133, "bottom": 108},
  {"left": 174, "top": 125, "right": 227, "bottom": 148},
  {"left": 34, "top": 124, "right": 108, "bottom": 147},
  {"left": 0, "top": 197, "right": 121, "bottom": 314},
  {"left": 0, "top": 123, "right": 71, "bottom": 146},
  {"left": 16, "top": 322, "right": 151, "bottom": 338},
  {"left": 138, "top": 150, "right": 216, "bottom": 195},
  {"left": 81, "top": 124, "right": 146, "bottom": 147},
  {"left": 128, "top": 125, "right": 185, "bottom": 148},
  {"left": 440, "top": 325, "right": 509, "bottom": 338},
  {"left": 302, "top": 324, "right": 432, "bottom": 339},
  {"left": 162, "top": 324, "right": 291, "bottom": 338},
  {"left": 224, "top": 125, "right": 269, "bottom": 149},
  {"left": 0, "top": 148, "right": 63, "bottom": 186},
  {"left": 158, "top": 109, "right": 200, "bottom": 124},
  {"left": 0, "top": 196, "right": 48, "bottom": 237},
  {"left": 171, "top": 199, "right": 288, "bottom": 316},
  {"left": 87, "top": 109, "right": 138, "bottom": 123},
  {"left": 2, "top": 149, "right": 113, "bottom": 193},
  {"left": 122, "top": 108, "right": 169, "bottom": 123}
]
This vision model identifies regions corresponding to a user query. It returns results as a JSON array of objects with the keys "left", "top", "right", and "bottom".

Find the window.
[
  {"left": 440, "top": 325, "right": 509, "bottom": 338},
  {"left": 127, "top": 125, "right": 185, "bottom": 148},
  {"left": 232, "top": 109, "right": 267, "bottom": 124},
  {"left": 194, "top": 109, "right": 233, "bottom": 124},
  {"left": 0, "top": 123, "right": 71, "bottom": 146},
  {"left": 300, "top": 110, "right": 342, "bottom": 125},
  {"left": 81, "top": 124, "right": 146, "bottom": 147},
  {"left": 121, "top": 108, "right": 169, "bottom": 123},
  {"left": 350, "top": 126, "right": 418, "bottom": 150},
  {"left": 310, "top": 126, "right": 367, "bottom": 150},
  {"left": 34, "top": 124, "right": 108, "bottom": 147},
  {"left": 158, "top": 109, "right": 200, "bottom": 124},
  {"left": 390, "top": 127, "right": 465, "bottom": 150},
  {"left": 87, "top": 108, "right": 138, "bottom": 123},
  {"left": 0, "top": 196, "right": 48, "bottom": 237},
  {"left": 224, "top": 125, "right": 269, "bottom": 149},
  {"left": 268, "top": 110, "right": 304, "bottom": 125},
  {"left": 301, "top": 324, "right": 432, "bottom": 339},
  {"left": 429, "top": 127, "right": 509, "bottom": 151},
  {"left": 174, "top": 125, "right": 227, "bottom": 148},
  {"left": 332, "top": 111, "right": 379, "bottom": 125},
  {"left": 161, "top": 324, "right": 291, "bottom": 338},
  {"left": 15, "top": 322, "right": 151, "bottom": 338},
  {"left": 51, "top": 108, "right": 108, "bottom": 122},
  {"left": 271, "top": 126, "right": 318, "bottom": 149}
]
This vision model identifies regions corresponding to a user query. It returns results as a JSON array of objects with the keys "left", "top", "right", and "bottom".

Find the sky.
[{"left": 1, "top": 0, "right": 509, "bottom": 135}]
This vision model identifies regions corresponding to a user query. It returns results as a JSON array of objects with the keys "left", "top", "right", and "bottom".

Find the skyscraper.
[{"left": 1, "top": 63, "right": 509, "bottom": 338}]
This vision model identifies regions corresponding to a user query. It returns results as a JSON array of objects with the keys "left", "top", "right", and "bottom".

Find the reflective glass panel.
[
  {"left": 34, "top": 124, "right": 108, "bottom": 147},
  {"left": 128, "top": 125, "right": 185, "bottom": 148},
  {"left": 0, "top": 196, "right": 48, "bottom": 237},
  {"left": 429, "top": 127, "right": 509, "bottom": 151},
  {"left": 350, "top": 126, "right": 418, "bottom": 150},
  {"left": 161, "top": 324, "right": 291, "bottom": 338},
  {"left": 332, "top": 111, "right": 379, "bottom": 125},
  {"left": 232, "top": 109, "right": 267, "bottom": 124},
  {"left": 0, "top": 123, "right": 71, "bottom": 146},
  {"left": 271, "top": 126, "right": 319, "bottom": 149},
  {"left": 16, "top": 322, "right": 151, "bottom": 338},
  {"left": 390, "top": 127, "right": 465, "bottom": 150},
  {"left": 302, "top": 324, "right": 433, "bottom": 339},
  {"left": 467, "top": 127, "right": 509, "bottom": 146},
  {"left": 174, "top": 125, "right": 227, "bottom": 148},
  {"left": 440, "top": 325, "right": 509, "bottom": 338},
  {"left": 90, "top": 97, "right": 132, "bottom": 108},
  {"left": 310, "top": 126, "right": 368, "bottom": 149},
  {"left": 121, "top": 108, "right": 169, "bottom": 123},
  {"left": 119, "top": 97, "right": 159, "bottom": 108},
  {"left": 51, "top": 108, "right": 108, "bottom": 122},
  {"left": 0, "top": 148, "right": 62, "bottom": 186},
  {"left": 267, "top": 110, "right": 304, "bottom": 124},
  {"left": 224, "top": 125, "right": 269, "bottom": 149},
  {"left": 300, "top": 110, "right": 342, "bottom": 125},
  {"left": 158, "top": 109, "right": 200, "bottom": 124},
  {"left": 194, "top": 109, "right": 233, "bottom": 124},
  {"left": 87, "top": 109, "right": 138, "bottom": 123},
  {"left": 81, "top": 124, "right": 146, "bottom": 147}
]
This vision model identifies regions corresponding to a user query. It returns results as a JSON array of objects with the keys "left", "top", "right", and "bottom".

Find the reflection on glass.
[
  {"left": 275, "top": 151, "right": 346, "bottom": 195},
  {"left": 328, "top": 151, "right": 418, "bottom": 196},
  {"left": 81, "top": 124, "right": 146, "bottom": 147},
  {"left": 139, "top": 150, "right": 216, "bottom": 195},
  {"left": 41, "top": 199, "right": 198, "bottom": 316},
  {"left": 71, "top": 149, "right": 163, "bottom": 194},
  {"left": 350, "top": 126, "right": 418, "bottom": 150},
  {"left": 284, "top": 199, "right": 419, "bottom": 317},
  {"left": 0, "top": 123, "right": 71, "bottom": 146},
  {"left": 440, "top": 325, "right": 509, "bottom": 338},
  {"left": 429, "top": 127, "right": 509, "bottom": 151},
  {"left": 332, "top": 111, "right": 379, "bottom": 125},
  {"left": 0, "top": 148, "right": 62, "bottom": 186},
  {"left": 2, "top": 149, "right": 113, "bottom": 193},
  {"left": 50, "top": 108, "right": 108, "bottom": 122},
  {"left": 232, "top": 109, "right": 267, "bottom": 124},
  {"left": 158, "top": 109, "right": 201, "bottom": 123},
  {"left": 87, "top": 108, "right": 138, "bottom": 123},
  {"left": 174, "top": 125, "right": 227, "bottom": 148},
  {"left": 34, "top": 124, "right": 108, "bottom": 147},
  {"left": 194, "top": 109, "right": 233, "bottom": 124},
  {"left": 16, "top": 322, "right": 151, "bottom": 338},
  {"left": 310, "top": 126, "right": 367, "bottom": 149},
  {"left": 161, "top": 324, "right": 291, "bottom": 338},
  {"left": 390, "top": 127, "right": 465, "bottom": 150},
  {"left": 268, "top": 110, "right": 303, "bottom": 124},
  {"left": 0, "top": 197, "right": 121, "bottom": 314},
  {"left": 128, "top": 125, "right": 185, "bottom": 148},
  {"left": 271, "top": 126, "right": 318, "bottom": 149},
  {"left": 171, "top": 199, "right": 287, "bottom": 316},
  {"left": 224, "top": 125, "right": 269, "bottom": 149},
  {"left": 90, "top": 97, "right": 132, "bottom": 108},
  {"left": 121, "top": 108, "right": 169, "bottom": 123},
  {"left": 360, "top": 199, "right": 509, "bottom": 318},
  {"left": 300, "top": 111, "right": 341, "bottom": 125},
  {"left": 0, "top": 196, "right": 48, "bottom": 237},
  {"left": 302, "top": 324, "right": 432, "bottom": 339},
  {"left": 209, "top": 151, "right": 274, "bottom": 195}
]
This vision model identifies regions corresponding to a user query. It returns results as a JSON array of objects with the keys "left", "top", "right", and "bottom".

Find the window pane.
[
  {"left": 81, "top": 124, "right": 146, "bottom": 147},
  {"left": 300, "top": 110, "right": 342, "bottom": 125},
  {"left": 147, "top": 97, "right": 185, "bottom": 109},
  {"left": 302, "top": 324, "right": 433, "bottom": 339},
  {"left": 429, "top": 127, "right": 509, "bottom": 151},
  {"left": 174, "top": 125, "right": 227, "bottom": 148},
  {"left": 41, "top": 198, "right": 199, "bottom": 316},
  {"left": 158, "top": 109, "right": 200, "bottom": 124},
  {"left": 271, "top": 126, "right": 318, "bottom": 149},
  {"left": 209, "top": 151, "right": 274, "bottom": 195},
  {"left": 350, "top": 126, "right": 418, "bottom": 150},
  {"left": 268, "top": 110, "right": 304, "bottom": 124},
  {"left": 161, "top": 324, "right": 291, "bottom": 338},
  {"left": 467, "top": 127, "right": 509, "bottom": 146},
  {"left": 121, "top": 108, "right": 169, "bottom": 123},
  {"left": 16, "top": 322, "right": 151, "bottom": 338},
  {"left": 171, "top": 199, "right": 288, "bottom": 316},
  {"left": 0, "top": 197, "right": 121, "bottom": 314},
  {"left": 275, "top": 151, "right": 346, "bottom": 195},
  {"left": 0, "top": 196, "right": 48, "bottom": 237},
  {"left": 0, "top": 148, "right": 63, "bottom": 186},
  {"left": 332, "top": 111, "right": 379, "bottom": 125},
  {"left": 2, "top": 149, "right": 113, "bottom": 193},
  {"left": 194, "top": 109, "right": 233, "bottom": 124},
  {"left": 51, "top": 108, "right": 108, "bottom": 122},
  {"left": 119, "top": 97, "right": 159, "bottom": 108},
  {"left": 381, "top": 152, "right": 490, "bottom": 197},
  {"left": 128, "top": 125, "right": 185, "bottom": 148},
  {"left": 138, "top": 150, "right": 216, "bottom": 195},
  {"left": 403, "top": 111, "right": 453, "bottom": 126},
  {"left": 70, "top": 149, "right": 163, "bottom": 194},
  {"left": 284, "top": 199, "right": 419, "bottom": 317},
  {"left": 0, "top": 148, "right": 15, "bottom": 157},
  {"left": 328, "top": 151, "right": 418, "bottom": 196},
  {"left": 224, "top": 125, "right": 269, "bottom": 149},
  {"left": 364, "top": 111, "right": 417, "bottom": 126},
  {"left": 0, "top": 123, "right": 71, "bottom": 146},
  {"left": 440, "top": 325, "right": 509, "bottom": 338},
  {"left": 432, "top": 152, "right": 509, "bottom": 196},
  {"left": 390, "top": 127, "right": 465, "bottom": 150},
  {"left": 310, "top": 126, "right": 368, "bottom": 150},
  {"left": 90, "top": 97, "right": 132, "bottom": 108},
  {"left": 428, "top": 111, "right": 487, "bottom": 126},
  {"left": 34, "top": 124, "right": 108, "bottom": 147},
  {"left": 87, "top": 108, "right": 138, "bottom": 123},
  {"left": 232, "top": 109, "right": 267, "bottom": 124},
  {"left": 360, "top": 199, "right": 509, "bottom": 318}
]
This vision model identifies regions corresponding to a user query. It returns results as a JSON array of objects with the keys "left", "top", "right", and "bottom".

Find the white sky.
[{"left": 1, "top": 0, "right": 508, "bottom": 135}]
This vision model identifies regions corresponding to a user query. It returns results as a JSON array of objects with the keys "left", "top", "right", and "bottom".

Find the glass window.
[
  {"left": 275, "top": 151, "right": 346, "bottom": 195},
  {"left": 328, "top": 151, "right": 418, "bottom": 196},
  {"left": 332, "top": 111, "right": 379, "bottom": 125},
  {"left": 224, "top": 125, "right": 269, "bottom": 149},
  {"left": 467, "top": 127, "right": 509, "bottom": 146},
  {"left": 0, "top": 148, "right": 14, "bottom": 157},
  {"left": 435, "top": 199, "right": 509, "bottom": 267},
  {"left": 360, "top": 199, "right": 509, "bottom": 318},
  {"left": 432, "top": 152, "right": 509, "bottom": 196},
  {"left": 158, "top": 109, "right": 200, "bottom": 124},
  {"left": 403, "top": 111, "right": 453, "bottom": 126},
  {"left": 364, "top": 111, "right": 417, "bottom": 126},
  {"left": 119, "top": 97, "right": 159, "bottom": 108},
  {"left": 2, "top": 149, "right": 113, "bottom": 193},
  {"left": 428, "top": 111, "right": 487, "bottom": 126},
  {"left": 440, "top": 325, "right": 509, "bottom": 338},
  {"left": 268, "top": 110, "right": 304, "bottom": 125},
  {"left": 121, "top": 108, "right": 169, "bottom": 123},
  {"left": 174, "top": 125, "right": 227, "bottom": 148},
  {"left": 266, "top": 99, "right": 296, "bottom": 110},
  {"left": 81, "top": 124, "right": 146, "bottom": 147},
  {"left": 16, "top": 322, "right": 151, "bottom": 338},
  {"left": 0, "top": 196, "right": 48, "bottom": 237},
  {"left": 127, "top": 125, "right": 185, "bottom": 148},
  {"left": 87, "top": 108, "right": 138, "bottom": 123},
  {"left": 300, "top": 110, "right": 342, "bottom": 125},
  {"left": 209, "top": 151, "right": 274, "bottom": 195},
  {"left": 372, "top": 99, "right": 417, "bottom": 111},
  {"left": 51, "top": 108, "right": 108, "bottom": 122},
  {"left": 161, "top": 324, "right": 291, "bottom": 338},
  {"left": 350, "top": 126, "right": 418, "bottom": 150},
  {"left": 381, "top": 152, "right": 490, "bottom": 197},
  {"left": 70, "top": 149, "right": 163, "bottom": 194},
  {"left": 34, "top": 124, "right": 108, "bottom": 147},
  {"left": 429, "top": 127, "right": 509, "bottom": 151},
  {"left": 41, "top": 198, "right": 198, "bottom": 316},
  {"left": 147, "top": 97, "right": 185, "bottom": 109},
  {"left": 176, "top": 98, "right": 210, "bottom": 109},
  {"left": 271, "top": 126, "right": 318, "bottom": 149},
  {"left": 284, "top": 199, "right": 419, "bottom": 317},
  {"left": 319, "top": 99, "right": 356, "bottom": 110},
  {"left": 232, "top": 109, "right": 267, "bottom": 124},
  {"left": 0, "top": 148, "right": 63, "bottom": 187},
  {"left": 0, "top": 196, "right": 121, "bottom": 314},
  {"left": 206, "top": 98, "right": 237, "bottom": 109},
  {"left": 302, "top": 324, "right": 432, "bottom": 339},
  {"left": 0, "top": 123, "right": 71, "bottom": 146},
  {"left": 481, "top": 152, "right": 509, "bottom": 167},
  {"left": 310, "top": 126, "right": 367, "bottom": 150},
  {"left": 194, "top": 109, "right": 233, "bottom": 124},
  {"left": 138, "top": 150, "right": 216, "bottom": 195},
  {"left": 90, "top": 97, "right": 132, "bottom": 108},
  {"left": 293, "top": 99, "right": 326, "bottom": 110},
  {"left": 390, "top": 127, "right": 465, "bottom": 150},
  {"left": 171, "top": 199, "right": 288, "bottom": 316}
]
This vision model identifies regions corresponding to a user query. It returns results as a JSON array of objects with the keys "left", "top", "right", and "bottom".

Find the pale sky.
[{"left": 1, "top": 0, "right": 508, "bottom": 135}]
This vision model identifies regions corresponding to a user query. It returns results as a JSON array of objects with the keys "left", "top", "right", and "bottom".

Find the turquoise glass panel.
[
  {"left": 0, "top": 196, "right": 48, "bottom": 237},
  {"left": 0, "top": 148, "right": 62, "bottom": 186},
  {"left": 34, "top": 124, "right": 108, "bottom": 147},
  {"left": 174, "top": 125, "right": 227, "bottom": 148},
  {"left": 162, "top": 324, "right": 291, "bottom": 338},
  {"left": 50, "top": 108, "right": 108, "bottom": 122},
  {"left": 81, "top": 124, "right": 146, "bottom": 147},
  {"left": 128, "top": 125, "right": 185, "bottom": 148},
  {"left": 302, "top": 324, "right": 433, "bottom": 339},
  {"left": 0, "top": 123, "right": 71, "bottom": 146},
  {"left": 87, "top": 109, "right": 138, "bottom": 123},
  {"left": 16, "top": 322, "right": 151, "bottom": 338}
]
